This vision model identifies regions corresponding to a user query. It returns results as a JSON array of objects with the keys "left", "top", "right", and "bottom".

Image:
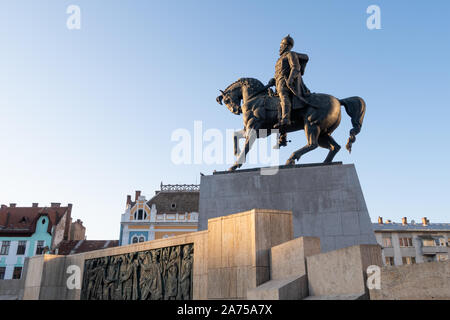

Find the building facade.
[
  {"left": 0, "top": 202, "right": 84, "bottom": 280},
  {"left": 119, "top": 183, "right": 199, "bottom": 246},
  {"left": 373, "top": 217, "right": 449, "bottom": 266}
]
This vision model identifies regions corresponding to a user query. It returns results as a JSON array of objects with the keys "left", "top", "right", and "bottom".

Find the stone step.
[
  {"left": 303, "top": 292, "right": 367, "bottom": 300},
  {"left": 247, "top": 275, "right": 308, "bottom": 300}
]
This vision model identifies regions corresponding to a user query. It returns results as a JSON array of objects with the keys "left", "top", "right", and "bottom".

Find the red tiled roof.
[
  {"left": 0, "top": 205, "right": 71, "bottom": 236},
  {"left": 53, "top": 240, "right": 119, "bottom": 255}
]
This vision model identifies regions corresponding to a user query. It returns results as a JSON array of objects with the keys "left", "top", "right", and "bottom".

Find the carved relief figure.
[
  {"left": 81, "top": 244, "right": 193, "bottom": 300},
  {"left": 178, "top": 245, "right": 193, "bottom": 300},
  {"left": 140, "top": 251, "right": 163, "bottom": 300},
  {"left": 164, "top": 246, "right": 180, "bottom": 300},
  {"left": 103, "top": 256, "right": 119, "bottom": 300}
]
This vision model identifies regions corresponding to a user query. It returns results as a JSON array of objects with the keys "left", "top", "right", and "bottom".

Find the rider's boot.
[{"left": 274, "top": 103, "right": 292, "bottom": 129}]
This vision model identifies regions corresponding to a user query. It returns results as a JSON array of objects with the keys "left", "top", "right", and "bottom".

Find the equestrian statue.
[{"left": 216, "top": 35, "right": 366, "bottom": 171}]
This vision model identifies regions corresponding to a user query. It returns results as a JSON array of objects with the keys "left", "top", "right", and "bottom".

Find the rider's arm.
[{"left": 287, "top": 52, "right": 301, "bottom": 85}]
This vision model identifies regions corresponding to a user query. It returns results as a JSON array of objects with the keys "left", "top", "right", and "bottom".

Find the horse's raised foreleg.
[
  {"left": 319, "top": 134, "right": 341, "bottom": 163},
  {"left": 229, "top": 128, "right": 257, "bottom": 171},
  {"left": 286, "top": 123, "right": 320, "bottom": 165}
]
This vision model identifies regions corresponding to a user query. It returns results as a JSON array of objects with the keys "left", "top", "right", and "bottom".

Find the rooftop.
[
  {"left": 373, "top": 218, "right": 450, "bottom": 232},
  {"left": 53, "top": 240, "right": 119, "bottom": 255},
  {"left": 0, "top": 203, "right": 72, "bottom": 236},
  {"left": 126, "top": 183, "right": 200, "bottom": 214}
]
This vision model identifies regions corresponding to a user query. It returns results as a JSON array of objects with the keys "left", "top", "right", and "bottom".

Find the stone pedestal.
[
  {"left": 199, "top": 163, "right": 376, "bottom": 252},
  {"left": 207, "top": 209, "right": 293, "bottom": 299}
]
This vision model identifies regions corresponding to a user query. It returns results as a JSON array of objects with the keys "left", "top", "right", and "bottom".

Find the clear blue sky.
[{"left": 0, "top": 1, "right": 449, "bottom": 239}]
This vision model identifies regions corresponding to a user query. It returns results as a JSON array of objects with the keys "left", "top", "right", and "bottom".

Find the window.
[
  {"left": 139, "top": 236, "right": 145, "bottom": 243},
  {"left": 132, "top": 237, "right": 139, "bottom": 244},
  {"left": 402, "top": 256, "right": 416, "bottom": 265},
  {"left": 382, "top": 237, "right": 392, "bottom": 248},
  {"left": 17, "top": 241, "right": 26, "bottom": 255},
  {"left": 135, "top": 209, "right": 145, "bottom": 220},
  {"left": 385, "top": 257, "right": 394, "bottom": 266},
  {"left": 422, "top": 239, "right": 435, "bottom": 247},
  {"left": 0, "top": 267, "right": 5, "bottom": 280},
  {"left": 35, "top": 241, "right": 45, "bottom": 255},
  {"left": 399, "top": 237, "right": 413, "bottom": 247},
  {"left": 12, "top": 267, "right": 22, "bottom": 279},
  {"left": 0, "top": 241, "right": 10, "bottom": 255},
  {"left": 437, "top": 254, "right": 448, "bottom": 262}
]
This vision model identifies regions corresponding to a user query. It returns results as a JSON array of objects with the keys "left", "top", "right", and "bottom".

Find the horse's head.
[
  {"left": 216, "top": 78, "right": 266, "bottom": 116},
  {"left": 216, "top": 80, "right": 244, "bottom": 115}
]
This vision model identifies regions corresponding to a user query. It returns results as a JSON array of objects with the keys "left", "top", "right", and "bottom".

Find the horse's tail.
[{"left": 339, "top": 96, "right": 366, "bottom": 153}]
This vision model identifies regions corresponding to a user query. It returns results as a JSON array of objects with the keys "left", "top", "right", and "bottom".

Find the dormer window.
[
  {"left": 134, "top": 209, "right": 147, "bottom": 220},
  {"left": 171, "top": 203, "right": 176, "bottom": 210}
]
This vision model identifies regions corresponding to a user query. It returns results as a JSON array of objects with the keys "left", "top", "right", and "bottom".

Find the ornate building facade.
[{"left": 119, "top": 183, "right": 199, "bottom": 246}]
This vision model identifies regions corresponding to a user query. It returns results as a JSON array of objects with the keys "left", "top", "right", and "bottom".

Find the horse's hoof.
[{"left": 285, "top": 159, "right": 296, "bottom": 166}]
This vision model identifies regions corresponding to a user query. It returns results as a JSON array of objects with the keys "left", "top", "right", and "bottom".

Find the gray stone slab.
[
  {"left": 304, "top": 293, "right": 367, "bottom": 300},
  {"left": 247, "top": 275, "right": 308, "bottom": 300},
  {"left": 199, "top": 163, "right": 377, "bottom": 252},
  {"left": 306, "top": 244, "right": 382, "bottom": 297}
]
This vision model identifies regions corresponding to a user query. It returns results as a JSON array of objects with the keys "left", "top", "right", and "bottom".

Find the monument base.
[{"left": 199, "top": 163, "right": 376, "bottom": 252}]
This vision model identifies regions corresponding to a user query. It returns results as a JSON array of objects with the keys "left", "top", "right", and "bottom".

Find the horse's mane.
[{"left": 224, "top": 77, "right": 265, "bottom": 93}]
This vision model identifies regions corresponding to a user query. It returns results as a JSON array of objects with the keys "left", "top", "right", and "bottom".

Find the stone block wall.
[
  {"left": 207, "top": 209, "right": 293, "bottom": 299},
  {"left": 306, "top": 244, "right": 382, "bottom": 297},
  {"left": 370, "top": 260, "right": 450, "bottom": 300}
]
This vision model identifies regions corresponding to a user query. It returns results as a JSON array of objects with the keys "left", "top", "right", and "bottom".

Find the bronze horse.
[{"left": 216, "top": 78, "right": 366, "bottom": 171}]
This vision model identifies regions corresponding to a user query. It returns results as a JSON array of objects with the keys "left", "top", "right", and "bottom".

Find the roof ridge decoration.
[{"left": 160, "top": 182, "right": 200, "bottom": 192}]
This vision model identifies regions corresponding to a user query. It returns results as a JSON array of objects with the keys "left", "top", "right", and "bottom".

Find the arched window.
[
  {"left": 132, "top": 236, "right": 139, "bottom": 244},
  {"left": 139, "top": 236, "right": 145, "bottom": 243}
]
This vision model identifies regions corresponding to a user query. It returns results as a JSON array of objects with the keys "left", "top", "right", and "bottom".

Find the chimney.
[
  {"left": 51, "top": 203, "right": 61, "bottom": 208},
  {"left": 127, "top": 195, "right": 132, "bottom": 206},
  {"left": 378, "top": 216, "right": 383, "bottom": 224},
  {"left": 135, "top": 190, "right": 141, "bottom": 201},
  {"left": 32, "top": 203, "right": 39, "bottom": 207},
  {"left": 422, "top": 217, "right": 429, "bottom": 226},
  {"left": 9, "top": 203, "right": 16, "bottom": 208},
  {"left": 402, "top": 217, "right": 407, "bottom": 225},
  {"left": 1, "top": 204, "right": 6, "bottom": 209}
]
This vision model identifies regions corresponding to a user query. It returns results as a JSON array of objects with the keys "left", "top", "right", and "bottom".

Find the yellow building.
[{"left": 119, "top": 183, "right": 199, "bottom": 245}]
